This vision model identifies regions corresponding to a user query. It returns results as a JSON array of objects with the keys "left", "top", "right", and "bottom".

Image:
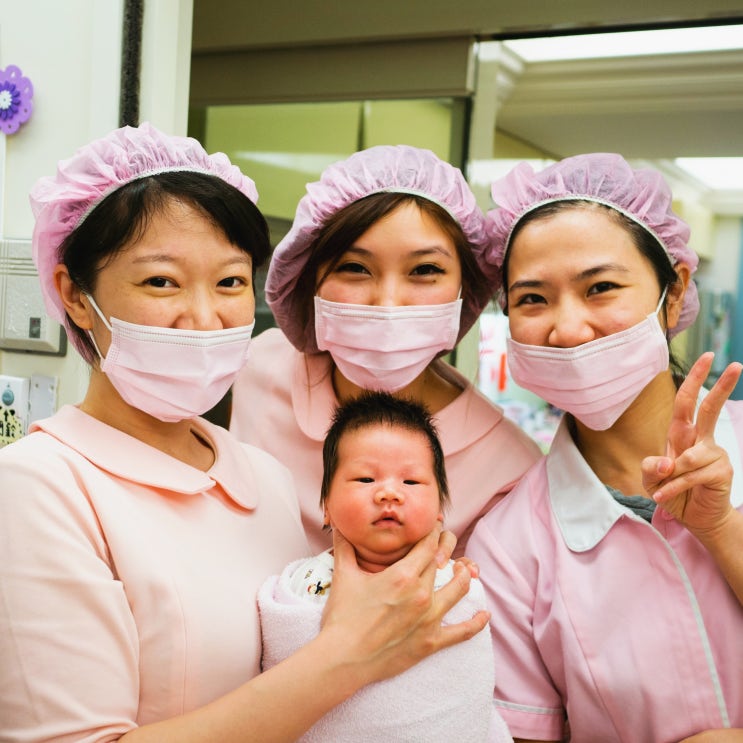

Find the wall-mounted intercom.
[
  {"left": 0, "top": 238, "right": 66, "bottom": 355},
  {"left": 0, "top": 374, "right": 30, "bottom": 447}
]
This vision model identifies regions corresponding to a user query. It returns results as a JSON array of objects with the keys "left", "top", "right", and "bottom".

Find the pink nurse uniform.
[
  {"left": 230, "top": 328, "right": 542, "bottom": 554},
  {"left": 466, "top": 399, "right": 743, "bottom": 743},
  {"left": 0, "top": 405, "right": 310, "bottom": 742}
]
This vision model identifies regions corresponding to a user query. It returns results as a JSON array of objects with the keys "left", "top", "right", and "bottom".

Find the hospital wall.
[{"left": 0, "top": 0, "right": 192, "bottom": 411}]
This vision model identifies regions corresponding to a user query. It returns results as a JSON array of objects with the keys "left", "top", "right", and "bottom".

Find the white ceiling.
[{"left": 493, "top": 27, "right": 743, "bottom": 205}]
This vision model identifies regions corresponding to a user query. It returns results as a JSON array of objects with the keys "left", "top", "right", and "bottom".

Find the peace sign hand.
[{"left": 641, "top": 352, "right": 742, "bottom": 537}]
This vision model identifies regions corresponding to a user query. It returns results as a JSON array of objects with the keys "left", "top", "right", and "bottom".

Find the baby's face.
[{"left": 324, "top": 423, "right": 443, "bottom": 573}]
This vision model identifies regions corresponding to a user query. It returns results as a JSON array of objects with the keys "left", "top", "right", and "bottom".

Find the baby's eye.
[
  {"left": 356, "top": 477, "right": 374, "bottom": 483},
  {"left": 411, "top": 264, "right": 445, "bottom": 276},
  {"left": 403, "top": 479, "right": 421, "bottom": 485},
  {"left": 144, "top": 277, "right": 175, "bottom": 288}
]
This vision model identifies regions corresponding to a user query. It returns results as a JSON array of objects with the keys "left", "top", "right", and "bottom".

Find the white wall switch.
[{"left": 29, "top": 374, "right": 58, "bottom": 425}]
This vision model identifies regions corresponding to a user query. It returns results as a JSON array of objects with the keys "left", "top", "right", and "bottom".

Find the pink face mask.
[
  {"left": 314, "top": 296, "right": 462, "bottom": 393},
  {"left": 506, "top": 292, "right": 669, "bottom": 431},
  {"left": 87, "top": 295, "right": 254, "bottom": 422}
]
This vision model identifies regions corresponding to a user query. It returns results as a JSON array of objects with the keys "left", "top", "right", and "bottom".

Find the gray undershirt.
[{"left": 606, "top": 485, "right": 657, "bottom": 522}]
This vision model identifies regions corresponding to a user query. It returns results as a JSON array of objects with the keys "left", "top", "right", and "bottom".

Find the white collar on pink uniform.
[
  {"left": 546, "top": 391, "right": 742, "bottom": 553},
  {"left": 31, "top": 405, "right": 259, "bottom": 510}
]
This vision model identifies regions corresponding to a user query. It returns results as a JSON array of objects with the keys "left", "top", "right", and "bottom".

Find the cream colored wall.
[
  {"left": 0, "top": 0, "right": 124, "bottom": 407},
  {"left": 0, "top": 0, "right": 193, "bottom": 410}
]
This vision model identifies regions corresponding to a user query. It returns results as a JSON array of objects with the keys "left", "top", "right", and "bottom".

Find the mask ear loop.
[
  {"left": 655, "top": 285, "right": 672, "bottom": 341},
  {"left": 655, "top": 286, "right": 669, "bottom": 314},
  {"left": 84, "top": 293, "right": 112, "bottom": 361}
]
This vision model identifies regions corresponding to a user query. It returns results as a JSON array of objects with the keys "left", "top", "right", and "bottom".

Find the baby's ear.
[{"left": 323, "top": 508, "right": 331, "bottom": 527}]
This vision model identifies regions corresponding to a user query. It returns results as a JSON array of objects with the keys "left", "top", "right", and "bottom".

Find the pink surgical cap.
[
  {"left": 30, "top": 122, "right": 259, "bottom": 327},
  {"left": 487, "top": 153, "right": 699, "bottom": 338},
  {"left": 265, "top": 144, "right": 497, "bottom": 353}
]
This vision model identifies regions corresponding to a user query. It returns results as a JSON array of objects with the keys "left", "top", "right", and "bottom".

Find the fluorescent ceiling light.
[
  {"left": 471, "top": 158, "right": 743, "bottom": 195},
  {"left": 504, "top": 25, "right": 743, "bottom": 62},
  {"left": 675, "top": 158, "right": 743, "bottom": 190}
]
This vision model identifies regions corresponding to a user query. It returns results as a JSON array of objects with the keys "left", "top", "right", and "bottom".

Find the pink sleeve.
[
  {"left": 466, "top": 477, "right": 566, "bottom": 742},
  {"left": 0, "top": 440, "right": 139, "bottom": 742}
]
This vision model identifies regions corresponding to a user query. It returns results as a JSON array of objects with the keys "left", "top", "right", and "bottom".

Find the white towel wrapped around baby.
[{"left": 258, "top": 555, "right": 512, "bottom": 742}]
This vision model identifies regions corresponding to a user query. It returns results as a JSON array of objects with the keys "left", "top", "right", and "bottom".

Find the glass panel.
[{"left": 203, "top": 102, "right": 363, "bottom": 222}]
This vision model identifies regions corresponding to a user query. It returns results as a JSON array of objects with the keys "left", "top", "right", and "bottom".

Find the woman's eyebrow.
[
  {"left": 130, "top": 253, "right": 252, "bottom": 267},
  {"left": 409, "top": 246, "right": 456, "bottom": 258},
  {"left": 508, "top": 263, "right": 631, "bottom": 293},
  {"left": 130, "top": 253, "right": 179, "bottom": 264},
  {"left": 346, "top": 245, "right": 455, "bottom": 258},
  {"left": 508, "top": 278, "right": 544, "bottom": 292},
  {"left": 576, "top": 262, "right": 631, "bottom": 280}
]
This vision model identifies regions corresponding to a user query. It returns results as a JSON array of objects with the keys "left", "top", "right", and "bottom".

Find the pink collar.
[
  {"left": 33, "top": 405, "right": 258, "bottom": 509},
  {"left": 289, "top": 351, "right": 503, "bottom": 455}
]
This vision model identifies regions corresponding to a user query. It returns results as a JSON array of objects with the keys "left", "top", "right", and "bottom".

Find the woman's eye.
[
  {"left": 411, "top": 263, "right": 445, "bottom": 276},
  {"left": 218, "top": 276, "right": 248, "bottom": 288},
  {"left": 513, "top": 292, "right": 546, "bottom": 307},
  {"left": 144, "top": 277, "right": 175, "bottom": 288},
  {"left": 335, "top": 261, "right": 369, "bottom": 275},
  {"left": 588, "top": 281, "right": 619, "bottom": 295}
]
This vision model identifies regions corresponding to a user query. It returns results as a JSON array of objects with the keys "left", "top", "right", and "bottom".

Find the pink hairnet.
[
  {"left": 487, "top": 153, "right": 699, "bottom": 338},
  {"left": 265, "top": 145, "right": 495, "bottom": 353},
  {"left": 30, "top": 122, "right": 259, "bottom": 328}
]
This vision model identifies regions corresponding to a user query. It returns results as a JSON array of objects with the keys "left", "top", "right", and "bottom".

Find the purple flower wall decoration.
[{"left": 0, "top": 65, "right": 33, "bottom": 135}]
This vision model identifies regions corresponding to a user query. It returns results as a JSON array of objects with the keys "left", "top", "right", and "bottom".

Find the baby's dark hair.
[{"left": 320, "top": 391, "right": 450, "bottom": 510}]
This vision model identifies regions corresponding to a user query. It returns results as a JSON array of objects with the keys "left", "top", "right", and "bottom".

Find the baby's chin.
[{"left": 355, "top": 545, "right": 414, "bottom": 574}]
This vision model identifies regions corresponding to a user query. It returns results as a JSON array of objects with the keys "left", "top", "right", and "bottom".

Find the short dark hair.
[
  {"left": 295, "top": 191, "right": 490, "bottom": 342},
  {"left": 60, "top": 171, "right": 270, "bottom": 363},
  {"left": 320, "top": 391, "right": 450, "bottom": 510},
  {"left": 502, "top": 199, "right": 687, "bottom": 380}
]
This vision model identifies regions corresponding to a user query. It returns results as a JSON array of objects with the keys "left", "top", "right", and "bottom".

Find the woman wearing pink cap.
[
  {"left": 0, "top": 124, "right": 488, "bottom": 742},
  {"left": 466, "top": 153, "right": 743, "bottom": 742},
  {"left": 230, "top": 145, "right": 542, "bottom": 555}
]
